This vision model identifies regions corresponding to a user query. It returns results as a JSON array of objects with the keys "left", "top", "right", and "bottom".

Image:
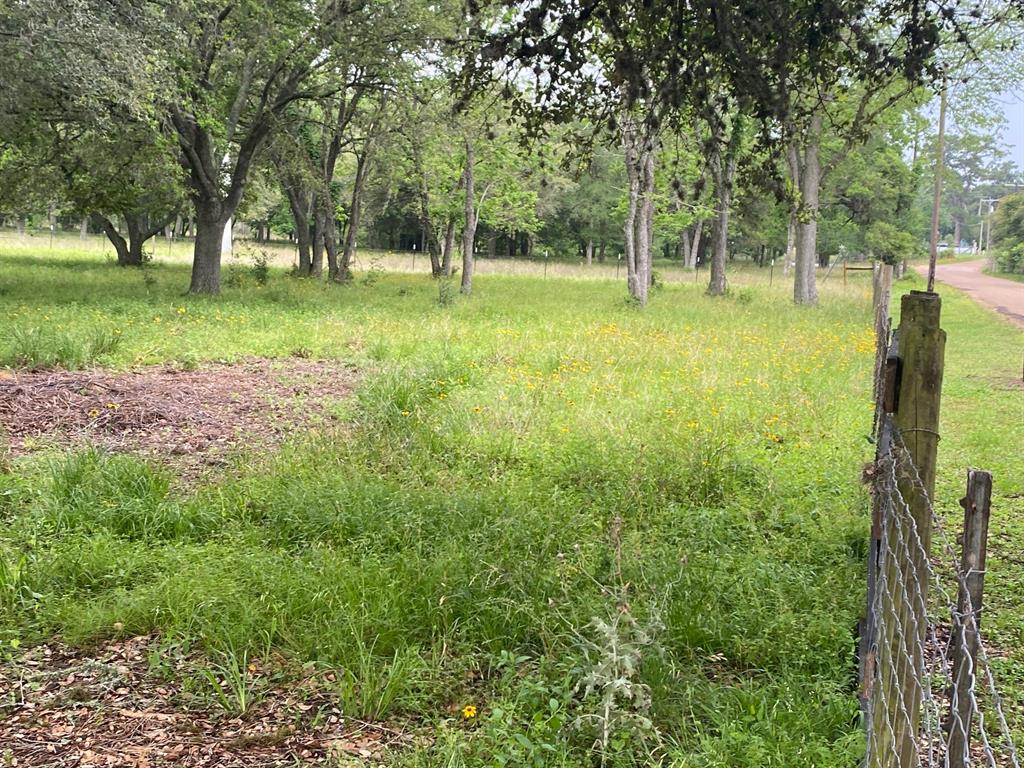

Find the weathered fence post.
[
  {"left": 860, "top": 263, "right": 894, "bottom": 718},
  {"left": 948, "top": 469, "right": 992, "bottom": 768},
  {"left": 869, "top": 290, "right": 945, "bottom": 768}
]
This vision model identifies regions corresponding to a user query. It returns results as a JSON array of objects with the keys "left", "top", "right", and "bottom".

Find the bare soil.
[
  {"left": 0, "top": 358, "right": 357, "bottom": 471},
  {"left": 0, "top": 635, "right": 410, "bottom": 767}
]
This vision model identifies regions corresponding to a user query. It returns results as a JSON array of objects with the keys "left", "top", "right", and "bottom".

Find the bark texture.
[
  {"left": 461, "top": 139, "right": 477, "bottom": 295},
  {"left": 788, "top": 112, "right": 824, "bottom": 305},
  {"left": 621, "top": 117, "right": 656, "bottom": 305}
]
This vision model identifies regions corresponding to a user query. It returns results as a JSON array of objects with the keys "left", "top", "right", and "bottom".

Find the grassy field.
[
  {"left": 0, "top": 245, "right": 1021, "bottom": 767},
  {"left": 0, "top": 230, "right": 821, "bottom": 288}
]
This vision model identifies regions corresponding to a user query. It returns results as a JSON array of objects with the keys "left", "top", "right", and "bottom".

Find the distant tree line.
[{"left": 0, "top": 0, "right": 1020, "bottom": 303}]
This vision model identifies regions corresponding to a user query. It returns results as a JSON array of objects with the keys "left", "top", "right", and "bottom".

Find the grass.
[
  {"left": 983, "top": 267, "right": 1024, "bottom": 283},
  {"left": 0, "top": 245, "right": 1021, "bottom": 766}
]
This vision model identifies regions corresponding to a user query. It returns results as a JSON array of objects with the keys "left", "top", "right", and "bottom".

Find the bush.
[
  {"left": 865, "top": 222, "right": 916, "bottom": 266},
  {"left": 996, "top": 243, "right": 1024, "bottom": 275}
]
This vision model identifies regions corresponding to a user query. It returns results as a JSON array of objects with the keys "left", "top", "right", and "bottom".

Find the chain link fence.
[{"left": 862, "top": 278, "right": 1018, "bottom": 767}]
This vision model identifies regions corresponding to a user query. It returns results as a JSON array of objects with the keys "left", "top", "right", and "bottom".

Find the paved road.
[{"left": 916, "top": 259, "right": 1024, "bottom": 329}]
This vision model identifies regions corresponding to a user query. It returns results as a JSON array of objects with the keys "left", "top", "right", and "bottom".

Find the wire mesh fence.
[{"left": 862, "top": 284, "right": 1018, "bottom": 767}]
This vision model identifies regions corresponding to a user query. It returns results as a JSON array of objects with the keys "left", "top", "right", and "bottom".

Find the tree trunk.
[
  {"left": 586, "top": 239, "right": 593, "bottom": 265},
  {"left": 687, "top": 220, "right": 703, "bottom": 269},
  {"left": 441, "top": 219, "right": 456, "bottom": 277},
  {"left": 621, "top": 114, "right": 657, "bottom": 304},
  {"left": 318, "top": 211, "right": 334, "bottom": 280},
  {"left": 623, "top": 167, "right": 639, "bottom": 296},
  {"left": 487, "top": 232, "right": 497, "bottom": 259},
  {"left": 338, "top": 149, "right": 371, "bottom": 282},
  {"left": 190, "top": 208, "right": 227, "bottom": 294},
  {"left": 97, "top": 215, "right": 130, "bottom": 266},
  {"left": 461, "top": 139, "right": 477, "bottom": 295},
  {"left": 639, "top": 148, "right": 655, "bottom": 291},
  {"left": 952, "top": 219, "right": 961, "bottom": 251},
  {"left": 79, "top": 217, "right": 89, "bottom": 239},
  {"left": 790, "top": 114, "right": 822, "bottom": 305},
  {"left": 425, "top": 223, "right": 441, "bottom": 276},
  {"left": 311, "top": 205, "right": 326, "bottom": 279},
  {"left": 123, "top": 213, "right": 147, "bottom": 266},
  {"left": 707, "top": 148, "right": 730, "bottom": 296},
  {"left": 285, "top": 188, "right": 312, "bottom": 276},
  {"left": 598, "top": 240, "right": 606, "bottom": 262}
]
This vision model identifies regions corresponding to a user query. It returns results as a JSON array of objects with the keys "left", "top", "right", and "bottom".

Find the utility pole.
[
  {"left": 979, "top": 197, "right": 999, "bottom": 261},
  {"left": 977, "top": 198, "right": 985, "bottom": 254},
  {"left": 928, "top": 79, "right": 947, "bottom": 292}
]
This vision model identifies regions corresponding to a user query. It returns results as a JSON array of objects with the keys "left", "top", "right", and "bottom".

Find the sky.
[{"left": 997, "top": 92, "right": 1024, "bottom": 168}]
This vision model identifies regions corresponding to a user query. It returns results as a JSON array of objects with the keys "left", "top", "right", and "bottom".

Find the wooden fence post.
[
  {"left": 869, "top": 290, "right": 945, "bottom": 768},
  {"left": 948, "top": 469, "right": 992, "bottom": 768},
  {"left": 860, "top": 263, "right": 895, "bottom": 717}
]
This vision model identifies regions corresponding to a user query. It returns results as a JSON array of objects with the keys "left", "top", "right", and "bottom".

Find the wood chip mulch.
[
  {"left": 0, "top": 636, "right": 414, "bottom": 767},
  {"left": 0, "top": 358, "right": 357, "bottom": 471}
]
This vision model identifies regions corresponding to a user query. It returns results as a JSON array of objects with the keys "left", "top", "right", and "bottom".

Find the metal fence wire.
[{"left": 862, "top": 412, "right": 1019, "bottom": 767}]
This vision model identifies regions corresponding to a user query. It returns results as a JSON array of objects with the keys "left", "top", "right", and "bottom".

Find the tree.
[
  {"left": 459, "top": 114, "right": 541, "bottom": 294},
  {"left": 991, "top": 192, "right": 1024, "bottom": 274},
  {"left": 162, "top": 1, "right": 359, "bottom": 293},
  {"left": 0, "top": 0, "right": 182, "bottom": 262},
  {"left": 460, "top": 0, "right": 958, "bottom": 305},
  {"left": 707, "top": 110, "right": 748, "bottom": 295}
]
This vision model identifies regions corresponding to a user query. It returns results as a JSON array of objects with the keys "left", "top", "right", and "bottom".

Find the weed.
[
  {"left": 200, "top": 647, "right": 264, "bottom": 716},
  {"left": 140, "top": 265, "right": 157, "bottom": 292},
  {"left": 733, "top": 286, "right": 755, "bottom": 304},
  {"left": 362, "top": 257, "right": 385, "bottom": 287},
  {"left": 333, "top": 641, "right": 427, "bottom": 721},
  {"left": 251, "top": 251, "right": 271, "bottom": 286},
  {"left": 438, "top": 277, "right": 456, "bottom": 307}
]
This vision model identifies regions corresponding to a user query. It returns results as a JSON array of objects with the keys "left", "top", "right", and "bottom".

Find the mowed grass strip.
[{"left": 0, "top": 247, "right": 1017, "bottom": 766}]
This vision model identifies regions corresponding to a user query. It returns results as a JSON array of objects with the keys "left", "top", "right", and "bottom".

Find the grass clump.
[{"left": 3, "top": 326, "right": 122, "bottom": 369}]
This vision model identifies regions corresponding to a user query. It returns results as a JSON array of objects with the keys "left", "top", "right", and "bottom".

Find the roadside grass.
[
  {"left": 0, "top": 246, "right": 1019, "bottom": 766},
  {"left": 982, "top": 267, "right": 1024, "bottom": 283}
]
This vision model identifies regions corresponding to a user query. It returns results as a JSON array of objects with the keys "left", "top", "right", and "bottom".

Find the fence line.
[{"left": 862, "top": 282, "right": 1018, "bottom": 766}]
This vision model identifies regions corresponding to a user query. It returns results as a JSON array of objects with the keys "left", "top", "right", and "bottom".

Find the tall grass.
[
  {"left": 0, "top": 245, "right": 1020, "bottom": 765},
  {"left": 3, "top": 326, "right": 122, "bottom": 369}
]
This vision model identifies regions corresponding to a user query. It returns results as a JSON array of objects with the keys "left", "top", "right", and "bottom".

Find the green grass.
[
  {"left": 983, "top": 267, "right": 1024, "bottom": 283},
  {"left": 0, "top": 246, "right": 1020, "bottom": 766}
]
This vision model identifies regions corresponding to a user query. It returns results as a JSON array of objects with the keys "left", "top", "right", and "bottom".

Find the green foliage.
[
  {"left": 992, "top": 192, "right": 1024, "bottom": 274},
  {"left": 333, "top": 642, "right": 429, "bottom": 721},
  {"left": 250, "top": 250, "right": 271, "bottom": 286},
  {"left": 865, "top": 222, "right": 917, "bottom": 265}
]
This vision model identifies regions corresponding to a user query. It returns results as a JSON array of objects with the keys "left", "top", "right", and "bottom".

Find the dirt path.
[{"left": 915, "top": 259, "right": 1024, "bottom": 328}]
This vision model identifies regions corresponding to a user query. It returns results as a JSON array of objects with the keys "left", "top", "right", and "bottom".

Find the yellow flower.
[
  {"left": 88, "top": 408, "right": 99, "bottom": 418},
  {"left": 461, "top": 705, "right": 477, "bottom": 720},
  {"left": 176, "top": 306, "right": 187, "bottom": 315},
  {"left": 472, "top": 406, "right": 482, "bottom": 413},
  {"left": 105, "top": 402, "right": 119, "bottom": 410}
]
